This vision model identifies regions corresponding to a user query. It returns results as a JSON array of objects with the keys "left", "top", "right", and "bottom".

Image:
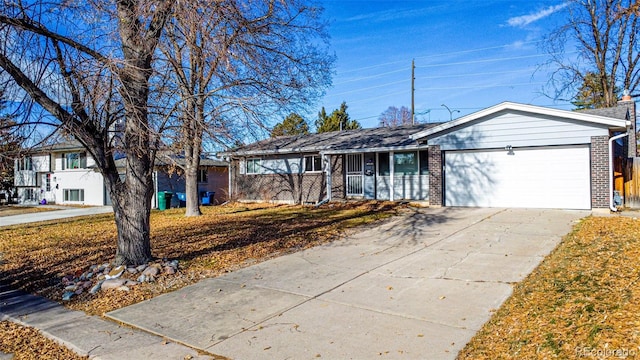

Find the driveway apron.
[{"left": 106, "top": 207, "right": 588, "bottom": 359}]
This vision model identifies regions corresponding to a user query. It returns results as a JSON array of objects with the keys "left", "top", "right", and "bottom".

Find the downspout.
[
  {"left": 609, "top": 132, "right": 629, "bottom": 212},
  {"left": 227, "top": 157, "right": 232, "bottom": 201}
]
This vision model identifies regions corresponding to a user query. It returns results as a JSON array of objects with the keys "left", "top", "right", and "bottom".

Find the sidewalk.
[
  {"left": 0, "top": 283, "right": 214, "bottom": 359},
  {"left": 0, "top": 206, "right": 113, "bottom": 227}
]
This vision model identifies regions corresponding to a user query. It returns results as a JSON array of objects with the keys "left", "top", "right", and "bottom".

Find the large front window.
[
  {"left": 17, "top": 157, "right": 32, "bottom": 171},
  {"left": 64, "top": 152, "right": 86, "bottom": 169},
  {"left": 64, "top": 189, "right": 84, "bottom": 202},
  {"left": 394, "top": 151, "right": 417, "bottom": 175},
  {"left": 246, "top": 158, "right": 261, "bottom": 174}
]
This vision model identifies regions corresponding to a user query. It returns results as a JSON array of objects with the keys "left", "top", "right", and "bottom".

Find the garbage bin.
[
  {"left": 176, "top": 192, "right": 186, "bottom": 207},
  {"left": 201, "top": 191, "right": 215, "bottom": 205},
  {"left": 157, "top": 191, "right": 172, "bottom": 210}
]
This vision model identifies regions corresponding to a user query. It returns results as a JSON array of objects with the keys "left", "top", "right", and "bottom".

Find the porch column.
[
  {"left": 389, "top": 151, "right": 394, "bottom": 201},
  {"left": 324, "top": 153, "right": 332, "bottom": 201}
]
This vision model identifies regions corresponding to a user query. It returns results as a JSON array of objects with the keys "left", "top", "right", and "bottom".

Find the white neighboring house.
[
  {"left": 14, "top": 142, "right": 107, "bottom": 205},
  {"left": 14, "top": 141, "right": 230, "bottom": 207}
]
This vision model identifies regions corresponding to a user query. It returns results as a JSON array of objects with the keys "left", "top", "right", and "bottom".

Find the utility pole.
[{"left": 411, "top": 59, "right": 415, "bottom": 125}]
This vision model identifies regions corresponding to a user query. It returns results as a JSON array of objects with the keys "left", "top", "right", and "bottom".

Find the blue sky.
[{"left": 317, "top": 0, "right": 573, "bottom": 128}]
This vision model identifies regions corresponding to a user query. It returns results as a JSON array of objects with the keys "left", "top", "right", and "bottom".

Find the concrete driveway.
[{"left": 107, "top": 207, "right": 588, "bottom": 359}]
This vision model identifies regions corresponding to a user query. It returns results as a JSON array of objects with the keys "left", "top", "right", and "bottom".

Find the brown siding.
[
  {"left": 330, "top": 155, "right": 345, "bottom": 200},
  {"left": 591, "top": 135, "right": 609, "bottom": 208},
  {"left": 231, "top": 155, "right": 329, "bottom": 204},
  {"left": 428, "top": 145, "right": 442, "bottom": 206}
]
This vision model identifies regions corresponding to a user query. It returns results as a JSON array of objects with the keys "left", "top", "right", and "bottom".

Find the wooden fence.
[{"left": 623, "top": 157, "right": 640, "bottom": 208}]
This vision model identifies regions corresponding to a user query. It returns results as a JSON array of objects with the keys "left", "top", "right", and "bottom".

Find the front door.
[{"left": 363, "top": 154, "right": 376, "bottom": 199}]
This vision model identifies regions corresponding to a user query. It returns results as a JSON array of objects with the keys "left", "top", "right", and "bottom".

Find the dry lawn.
[
  {"left": 0, "top": 201, "right": 402, "bottom": 316},
  {"left": 0, "top": 206, "right": 57, "bottom": 217},
  {"left": 0, "top": 321, "right": 88, "bottom": 360},
  {"left": 459, "top": 216, "right": 640, "bottom": 359}
]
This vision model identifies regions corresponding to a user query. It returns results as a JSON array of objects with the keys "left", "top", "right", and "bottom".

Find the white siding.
[
  {"left": 428, "top": 110, "right": 610, "bottom": 150},
  {"left": 53, "top": 169, "right": 105, "bottom": 206},
  {"left": 31, "top": 155, "right": 50, "bottom": 172}
]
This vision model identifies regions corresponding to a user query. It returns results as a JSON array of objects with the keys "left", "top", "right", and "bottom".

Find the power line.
[{"left": 416, "top": 82, "right": 547, "bottom": 91}]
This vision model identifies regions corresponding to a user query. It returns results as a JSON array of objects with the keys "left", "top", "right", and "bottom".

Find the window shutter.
[{"left": 62, "top": 153, "right": 66, "bottom": 170}]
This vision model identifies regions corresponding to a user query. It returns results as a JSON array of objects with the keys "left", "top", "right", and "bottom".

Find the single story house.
[
  {"left": 222, "top": 100, "right": 635, "bottom": 210},
  {"left": 14, "top": 141, "right": 229, "bottom": 207}
]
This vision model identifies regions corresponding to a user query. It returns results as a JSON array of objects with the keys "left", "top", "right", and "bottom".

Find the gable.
[{"left": 423, "top": 109, "right": 613, "bottom": 151}]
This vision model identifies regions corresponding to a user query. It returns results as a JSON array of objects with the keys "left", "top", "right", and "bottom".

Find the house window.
[
  {"left": 63, "top": 152, "right": 86, "bottom": 169},
  {"left": 394, "top": 152, "right": 418, "bottom": 175},
  {"left": 197, "top": 168, "right": 208, "bottom": 183},
  {"left": 64, "top": 189, "right": 84, "bottom": 202},
  {"left": 246, "top": 158, "right": 261, "bottom": 174},
  {"left": 304, "top": 155, "right": 322, "bottom": 172},
  {"left": 378, "top": 152, "right": 390, "bottom": 176},
  {"left": 419, "top": 150, "right": 429, "bottom": 175},
  {"left": 45, "top": 173, "right": 51, "bottom": 191},
  {"left": 18, "top": 157, "right": 32, "bottom": 171}
]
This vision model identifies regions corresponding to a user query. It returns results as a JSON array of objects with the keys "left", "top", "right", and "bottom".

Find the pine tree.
[
  {"left": 315, "top": 102, "right": 361, "bottom": 133},
  {"left": 271, "top": 113, "right": 310, "bottom": 137}
]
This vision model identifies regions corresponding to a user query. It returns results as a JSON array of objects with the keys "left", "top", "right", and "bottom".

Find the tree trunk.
[{"left": 184, "top": 162, "right": 201, "bottom": 216}]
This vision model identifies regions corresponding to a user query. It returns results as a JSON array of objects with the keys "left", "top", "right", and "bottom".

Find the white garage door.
[{"left": 444, "top": 145, "right": 591, "bottom": 209}]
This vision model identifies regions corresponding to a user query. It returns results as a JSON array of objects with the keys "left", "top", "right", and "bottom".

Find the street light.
[{"left": 441, "top": 104, "right": 460, "bottom": 121}]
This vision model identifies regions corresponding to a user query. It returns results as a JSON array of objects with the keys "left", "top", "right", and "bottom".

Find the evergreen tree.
[
  {"left": 315, "top": 102, "right": 361, "bottom": 133},
  {"left": 271, "top": 113, "right": 310, "bottom": 137}
]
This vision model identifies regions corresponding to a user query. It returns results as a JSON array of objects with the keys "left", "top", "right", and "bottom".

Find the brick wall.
[
  {"left": 428, "top": 145, "right": 442, "bottom": 206},
  {"left": 591, "top": 135, "right": 609, "bottom": 208},
  {"left": 330, "top": 155, "right": 345, "bottom": 199},
  {"left": 231, "top": 157, "right": 329, "bottom": 204}
]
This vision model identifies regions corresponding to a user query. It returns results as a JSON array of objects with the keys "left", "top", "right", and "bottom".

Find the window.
[
  {"left": 63, "top": 152, "right": 86, "bottom": 169},
  {"left": 394, "top": 152, "right": 417, "bottom": 175},
  {"left": 45, "top": 173, "right": 51, "bottom": 191},
  {"left": 17, "top": 157, "right": 32, "bottom": 171},
  {"left": 197, "top": 168, "right": 208, "bottom": 183},
  {"left": 304, "top": 155, "right": 322, "bottom": 172},
  {"left": 246, "top": 158, "right": 261, "bottom": 174},
  {"left": 378, "top": 152, "right": 390, "bottom": 176},
  {"left": 64, "top": 189, "right": 84, "bottom": 202},
  {"left": 419, "top": 150, "right": 429, "bottom": 175}
]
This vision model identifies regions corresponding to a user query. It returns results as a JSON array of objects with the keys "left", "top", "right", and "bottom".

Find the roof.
[
  {"left": 578, "top": 101, "right": 632, "bottom": 120},
  {"left": 28, "top": 140, "right": 85, "bottom": 153},
  {"left": 114, "top": 156, "right": 227, "bottom": 168},
  {"left": 223, "top": 123, "right": 441, "bottom": 157},
  {"left": 410, "top": 101, "right": 631, "bottom": 141}
]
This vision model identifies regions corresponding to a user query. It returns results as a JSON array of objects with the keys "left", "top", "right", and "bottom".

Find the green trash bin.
[{"left": 157, "top": 191, "right": 173, "bottom": 210}]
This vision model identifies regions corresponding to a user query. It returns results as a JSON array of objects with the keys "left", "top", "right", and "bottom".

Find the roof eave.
[{"left": 410, "top": 101, "right": 630, "bottom": 141}]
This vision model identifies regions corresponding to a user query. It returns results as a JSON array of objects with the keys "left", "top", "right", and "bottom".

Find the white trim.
[
  {"left": 411, "top": 101, "right": 630, "bottom": 141},
  {"left": 389, "top": 151, "right": 394, "bottom": 202}
]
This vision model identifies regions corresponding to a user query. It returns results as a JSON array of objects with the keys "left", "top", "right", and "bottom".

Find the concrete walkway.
[
  {"left": 0, "top": 206, "right": 113, "bottom": 227},
  {"left": 104, "top": 207, "right": 588, "bottom": 359}
]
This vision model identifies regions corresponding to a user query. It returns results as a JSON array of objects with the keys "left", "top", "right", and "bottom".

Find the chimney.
[{"left": 619, "top": 89, "right": 637, "bottom": 157}]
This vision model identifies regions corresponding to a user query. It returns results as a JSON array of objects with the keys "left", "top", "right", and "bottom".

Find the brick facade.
[
  {"left": 428, "top": 145, "right": 442, "bottom": 206},
  {"left": 591, "top": 135, "right": 610, "bottom": 208},
  {"left": 231, "top": 154, "right": 346, "bottom": 204}
]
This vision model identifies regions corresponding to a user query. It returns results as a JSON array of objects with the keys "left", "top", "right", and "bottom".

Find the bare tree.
[
  {"left": 378, "top": 106, "right": 412, "bottom": 127},
  {"left": 0, "top": 1, "right": 174, "bottom": 265},
  {"left": 157, "top": 0, "right": 332, "bottom": 216},
  {"left": 544, "top": 0, "right": 640, "bottom": 107}
]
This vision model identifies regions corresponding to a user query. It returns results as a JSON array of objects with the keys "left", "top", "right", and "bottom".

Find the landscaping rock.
[
  {"left": 89, "top": 281, "right": 104, "bottom": 294},
  {"left": 101, "top": 278, "right": 126, "bottom": 290},
  {"left": 62, "top": 291, "right": 75, "bottom": 301},
  {"left": 106, "top": 265, "right": 125, "bottom": 279},
  {"left": 164, "top": 266, "right": 176, "bottom": 275},
  {"left": 142, "top": 265, "right": 160, "bottom": 277}
]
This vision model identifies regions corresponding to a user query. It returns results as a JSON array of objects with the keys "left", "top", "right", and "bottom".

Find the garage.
[
  {"left": 444, "top": 145, "right": 591, "bottom": 209},
  {"left": 409, "top": 101, "right": 633, "bottom": 210}
]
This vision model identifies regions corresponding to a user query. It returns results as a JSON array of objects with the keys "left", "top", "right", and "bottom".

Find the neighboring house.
[
  {"left": 14, "top": 142, "right": 106, "bottom": 205},
  {"left": 141, "top": 156, "right": 229, "bottom": 208},
  {"left": 14, "top": 141, "right": 228, "bottom": 207},
  {"left": 223, "top": 100, "right": 635, "bottom": 210}
]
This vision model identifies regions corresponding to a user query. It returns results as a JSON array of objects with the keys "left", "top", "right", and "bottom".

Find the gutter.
[{"left": 609, "top": 132, "right": 629, "bottom": 212}]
